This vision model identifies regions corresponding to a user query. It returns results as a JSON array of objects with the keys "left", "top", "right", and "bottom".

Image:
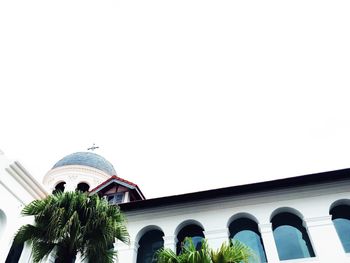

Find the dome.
[{"left": 52, "top": 152, "right": 116, "bottom": 175}]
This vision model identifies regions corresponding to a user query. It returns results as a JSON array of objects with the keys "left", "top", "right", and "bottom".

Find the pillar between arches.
[
  {"left": 115, "top": 240, "right": 138, "bottom": 263},
  {"left": 258, "top": 223, "right": 280, "bottom": 263},
  {"left": 163, "top": 235, "right": 177, "bottom": 251},
  {"left": 304, "top": 215, "right": 346, "bottom": 262},
  {"left": 204, "top": 228, "right": 229, "bottom": 250}
]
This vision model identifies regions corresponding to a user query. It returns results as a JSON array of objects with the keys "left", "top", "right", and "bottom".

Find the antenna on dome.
[{"left": 87, "top": 143, "right": 99, "bottom": 151}]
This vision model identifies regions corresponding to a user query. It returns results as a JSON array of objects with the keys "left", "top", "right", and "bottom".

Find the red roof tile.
[{"left": 90, "top": 175, "right": 138, "bottom": 193}]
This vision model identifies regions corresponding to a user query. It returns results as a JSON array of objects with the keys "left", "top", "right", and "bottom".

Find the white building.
[
  {"left": 1, "top": 150, "right": 350, "bottom": 263},
  {"left": 117, "top": 169, "right": 350, "bottom": 263},
  {"left": 0, "top": 149, "right": 47, "bottom": 262}
]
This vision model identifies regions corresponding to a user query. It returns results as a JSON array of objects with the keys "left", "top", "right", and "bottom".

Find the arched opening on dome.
[
  {"left": 330, "top": 200, "right": 350, "bottom": 252},
  {"left": 271, "top": 211, "right": 315, "bottom": 260},
  {"left": 229, "top": 217, "right": 267, "bottom": 263},
  {"left": 136, "top": 228, "right": 164, "bottom": 263},
  {"left": 53, "top": 182, "right": 66, "bottom": 194},
  {"left": 5, "top": 240, "right": 24, "bottom": 263},
  {"left": 76, "top": 182, "right": 90, "bottom": 193},
  {"left": 176, "top": 222, "right": 205, "bottom": 255}
]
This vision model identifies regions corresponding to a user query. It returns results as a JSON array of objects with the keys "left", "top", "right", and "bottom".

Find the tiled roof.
[
  {"left": 90, "top": 175, "right": 145, "bottom": 199},
  {"left": 52, "top": 152, "right": 116, "bottom": 175}
]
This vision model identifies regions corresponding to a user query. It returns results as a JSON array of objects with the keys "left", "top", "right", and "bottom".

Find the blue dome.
[{"left": 52, "top": 152, "right": 116, "bottom": 175}]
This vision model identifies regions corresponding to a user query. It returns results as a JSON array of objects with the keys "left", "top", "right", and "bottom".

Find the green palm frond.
[
  {"left": 31, "top": 241, "right": 56, "bottom": 263},
  {"left": 13, "top": 191, "right": 129, "bottom": 263},
  {"left": 156, "top": 237, "right": 254, "bottom": 263},
  {"left": 155, "top": 247, "right": 179, "bottom": 263},
  {"left": 211, "top": 240, "right": 253, "bottom": 263}
]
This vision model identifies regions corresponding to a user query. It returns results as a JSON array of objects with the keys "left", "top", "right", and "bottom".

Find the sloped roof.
[
  {"left": 119, "top": 168, "right": 350, "bottom": 211},
  {"left": 90, "top": 175, "right": 145, "bottom": 199}
]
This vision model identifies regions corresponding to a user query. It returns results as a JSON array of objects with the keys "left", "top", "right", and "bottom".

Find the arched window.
[
  {"left": 271, "top": 212, "right": 315, "bottom": 260},
  {"left": 137, "top": 229, "right": 164, "bottom": 263},
  {"left": 176, "top": 223, "right": 205, "bottom": 255},
  {"left": 229, "top": 217, "right": 267, "bottom": 263},
  {"left": 76, "top": 182, "right": 90, "bottom": 192},
  {"left": 5, "top": 241, "right": 24, "bottom": 263},
  {"left": 330, "top": 203, "right": 350, "bottom": 252},
  {"left": 0, "top": 209, "right": 6, "bottom": 238},
  {"left": 53, "top": 181, "right": 66, "bottom": 194}
]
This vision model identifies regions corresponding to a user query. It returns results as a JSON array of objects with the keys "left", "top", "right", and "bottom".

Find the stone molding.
[{"left": 304, "top": 216, "right": 334, "bottom": 228}]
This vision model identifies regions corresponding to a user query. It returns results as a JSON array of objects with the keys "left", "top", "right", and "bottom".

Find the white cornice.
[
  {"left": 14, "top": 161, "right": 48, "bottom": 198},
  {"left": 43, "top": 165, "right": 111, "bottom": 185},
  {"left": 5, "top": 161, "right": 48, "bottom": 200}
]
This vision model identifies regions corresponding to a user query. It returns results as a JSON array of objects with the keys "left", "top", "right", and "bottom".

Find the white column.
[
  {"left": 163, "top": 235, "right": 177, "bottom": 251},
  {"left": 65, "top": 181, "right": 77, "bottom": 192},
  {"left": 258, "top": 223, "right": 280, "bottom": 263},
  {"left": 115, "top": 240, "right": 138, "bottom": 263},
  {"left": 204, "top": 228, "right": 229, "bottom": 250},
  {"left": 18, "top": 242, "right": 34, "bottom": 263},
  {"left": 304, "top": 216, "right": 346, "bottom": 262}
]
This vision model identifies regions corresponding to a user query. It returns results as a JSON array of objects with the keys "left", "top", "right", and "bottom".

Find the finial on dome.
[{"left": 87, "top": 143, "right": 99, "bottom": 151}]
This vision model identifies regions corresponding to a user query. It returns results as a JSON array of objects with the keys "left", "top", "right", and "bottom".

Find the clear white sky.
[{"left": 1, "top": 1, "right": 350, "bottom": 198}]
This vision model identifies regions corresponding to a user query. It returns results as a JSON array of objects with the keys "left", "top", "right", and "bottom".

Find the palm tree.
[
  {"left": 210, "top": 240, "right": 254, "bottom": 263},
  {"left": 156, "top": 238, "right": 253, "bottom": 263},
  {"left": 13, "top": 191, "right": 129, "bottom": 263}
]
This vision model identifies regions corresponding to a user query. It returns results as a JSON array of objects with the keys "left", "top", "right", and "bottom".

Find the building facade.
[
  {"left": 1, "top": 150, "right": 350, "bottom": 263},
  {"left": 0, "top": 149, "right": 47, "bottom": 262},
  {"left": 117, "top": 169, "right": 350, "bottom": 263}
]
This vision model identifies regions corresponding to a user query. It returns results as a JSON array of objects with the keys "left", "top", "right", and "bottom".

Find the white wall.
[
  {"left": 0, "top": 150, "right": 47, "bottom": 262},
  {"left": 117, "top": 180, "right": 350, "bottom": 263},
  {"left": 43, "top": 165, "right": 111, "bottom": 193},
  {"left": 0, "top": 208, "right": 7, "bottom": 239}
]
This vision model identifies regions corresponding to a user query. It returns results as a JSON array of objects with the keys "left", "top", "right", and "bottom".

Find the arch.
[
  {"left": 136, "top": 227, "right": 164, "bottom": 263},
  {"left": 0, "top": 209, "right": 6, "bottom": 238},
  {"left": 330, "top": 199, "right": 350, "bottom": 252},
  {"left": 227, "top": 212, "right": 259, "bottom": 228},
  {"left": 53, "top": 181, "right": 66, "bottom": 194},
  {"left": 76, "top": 182, "right": 90, "bottom": 192},
  {"left": 175, "top": 219, "right": 205, "bottom": 255},
  {"left": 229, "top": 214, "right": 267, "bottom": 263},
  {"left": 174, "top": 219, "right": 205, "bottom": 237},
  {"left": 271, "top": 209, "right": 315, "bottom": 260},
  {"left": 270, "top": 207, "right": 304, "bottom": 222},
  {"left": 135, "top": 225, "right": 165, "bottom": 244},
  {"left": 330, "top": 199, "right": 350, "bottom": 212}
]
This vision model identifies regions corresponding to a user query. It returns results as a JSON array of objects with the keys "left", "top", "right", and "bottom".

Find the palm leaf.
[{"left": 13, "top": 191, "right": 129, "bottom": 263}]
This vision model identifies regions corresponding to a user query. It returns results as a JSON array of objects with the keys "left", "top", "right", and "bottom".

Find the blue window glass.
[
  {"left": 233, "top": 230, "right": 267, "bottom": 263},
  {"left": 176, "top": 224, "right": 205, "bottom": 255},
  {"left": 229, "top": 218, "right": 267, "bottom": 263},
  {"left": 330, "top": 204, "right": 350, "bottom": 253},
  {"left": 333, "top": 218, "right": 350, "bottom": 252},
  {"left": 274, "top": 225, "right": 312, "bottom": 260},
  {"left": 107, "top": 193, "right": 124, "bottom": 205},
  {"left": 137, "top": 230, "right": 164, "bottom": 263},
  {"left": 184, "top": 236, "right": 204, "bottom": 250},
  {"left": 272, "top": 212, "right": 315, "bottom": 261}
]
